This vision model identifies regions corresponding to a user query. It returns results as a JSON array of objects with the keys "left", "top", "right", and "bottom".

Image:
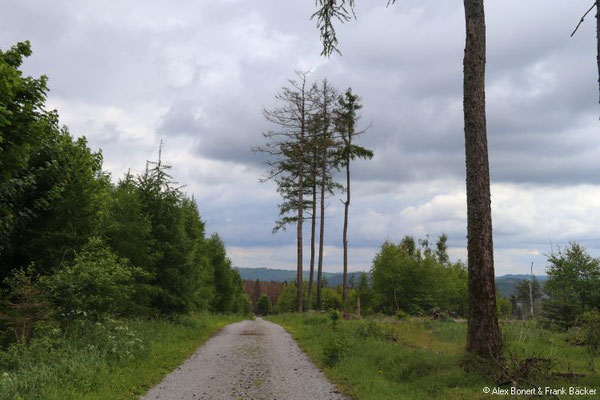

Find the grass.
[
  {"left": 0, "top": 313, "right": 245, "bottom": 400},
  {"left": 267, "top": 313, "right": 600, "bottom": 400}
]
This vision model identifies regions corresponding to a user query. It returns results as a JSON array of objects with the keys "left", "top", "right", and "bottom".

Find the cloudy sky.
[{"left": 2, "top": 0, "right": 600, "bottom": 276}]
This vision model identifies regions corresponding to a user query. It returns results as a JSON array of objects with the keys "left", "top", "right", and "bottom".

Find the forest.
[{"left": 0, "top": 42, "right": 249, "bottom": 398}]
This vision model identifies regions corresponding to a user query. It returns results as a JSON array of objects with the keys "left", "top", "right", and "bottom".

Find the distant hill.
[
  {"left": 236, "top": 268, "right": 546, "bottom": 297},
  {"left": 495, "top": 274, "right": 547, "bottom": 298},
  {"left": 235, "top": 267, "right": 365, "bottom": 287}
]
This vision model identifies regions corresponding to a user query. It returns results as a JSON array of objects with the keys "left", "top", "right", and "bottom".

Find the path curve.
[{"left": 142, "top": 318, "right": 347, "bottom": 400}]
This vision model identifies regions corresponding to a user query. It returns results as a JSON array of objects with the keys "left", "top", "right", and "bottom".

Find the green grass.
[
  {"left": 267, "top": 314, "right": 600, "bottom": 400},
  {"left": 0, "top": 313, "right": 245, "bottom": 400}
]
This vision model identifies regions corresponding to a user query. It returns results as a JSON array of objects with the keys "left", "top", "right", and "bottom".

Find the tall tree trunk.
[
  {"left": 342, "top": 147, "right": 350, "bottom": 312},
  {"left": 316, "top": 159, "right": 326, "bottom": 310},
  {"left": 597, "top": 0, "right": 600, "bottom": 103},
  {"left": 463, "top": 0, "right": 502, "bottom": 358},
  {"left": 307, "top": 162, "right": 317, "bottom": 310},
  {"left": 296, "top": 85, "right": 306, "bottom": 313}
]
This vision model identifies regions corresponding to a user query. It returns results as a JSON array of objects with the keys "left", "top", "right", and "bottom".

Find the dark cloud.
[{"left": 2, "top": 0, "right": 600, "bottom": 272}]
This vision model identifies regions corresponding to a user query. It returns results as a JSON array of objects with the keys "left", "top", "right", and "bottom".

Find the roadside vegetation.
[
  {"left": 268, "top": 313, "right": 600, "bottom": 400},
  {"left": 264, "top": 236, "right": 600, "bottom": 398},
  {"left": 0, "top": 313, "right": 243, "bottom": 400}
]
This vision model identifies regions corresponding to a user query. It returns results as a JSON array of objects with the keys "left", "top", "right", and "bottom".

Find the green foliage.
[
  {"left": 395, "top": 309, "right": 409, "bottom": 320},
  {"left": 579, "top": 310, "right": 600, "bottom": 358},
  {"left": 371, "top": 236, "right": 467, "bottom": 316},
  {"left": 0, "top": 43, "right": 109, "bottom": 279},
  {"left": 322, "top": 333, "right": 349, "bottom": 367},
  {"left": 274, "top": 282, "right": 300, "bottom": 313},
  {"left": 256, "top": 295, "right": 272, "bottom": 316},
  {"left": 496, "top": 294, "right": 512, "bottom": 319},
  {"left": 39, "top": 238, "right": 145, "bottom": 322},
  {"left": 321, "top": 287, "right": 343, "bottom": 311},
  {"left": 0, "top": 267, "right": 50, "bottom": 346},
  {"left": 511, "top": 279, "right": 542, "bottom": 320},
  {"left": 0, "top": 313, "right": 243, "bottom": 399},
  {"left": 102, "top": 176, "right": 155, "bottom": 269},
  {"left": 543, "top": 243, "right": 600, "bottom": 329},
  {"left": 356, "top": 272, "right": 371, "bottom": 312}
]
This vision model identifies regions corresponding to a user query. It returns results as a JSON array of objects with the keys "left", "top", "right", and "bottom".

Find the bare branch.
[{"left": 571, "top": 2, "right": 596, "bottom": 37}]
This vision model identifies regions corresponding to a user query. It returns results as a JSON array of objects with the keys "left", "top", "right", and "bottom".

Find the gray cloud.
[{"left": 2, "top": 0, "right": 600, "bottom": 273}]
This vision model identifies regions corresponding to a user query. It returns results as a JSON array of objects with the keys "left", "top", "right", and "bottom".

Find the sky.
[{"left": 2, "top": 0, "right": 600, "bottom": 276}]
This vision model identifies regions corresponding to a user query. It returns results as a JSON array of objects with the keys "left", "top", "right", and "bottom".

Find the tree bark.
[
  {"left": 307, "top": 163, "right": 317, "bottom": 310},
  {"left": 463, "top": 0, "right": 502, "bottom": 358},
  {"left": 296, "top": 83, "right": 306, "bottom": 313},
  {"left": 342, "top": 142, "right": 350, "bottom": 312},
  {"left": 316, "top": 156, "right": 326, "bottom": 310}
]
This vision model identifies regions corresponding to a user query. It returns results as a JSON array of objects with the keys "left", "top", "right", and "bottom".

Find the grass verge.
[
  {"left": 0, "top": 313, "right": 245, "bottom": 400},
  {"left": 267, "top": 313, "right": 600, "bottom": 400}
]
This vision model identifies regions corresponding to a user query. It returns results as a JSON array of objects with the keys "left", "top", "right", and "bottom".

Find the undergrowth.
[
  {"left": 268, "top": 314, "right": 600, "bottom": 400},
  {"left": 0, "top": 313, "right": 244, "bottom": 399}
]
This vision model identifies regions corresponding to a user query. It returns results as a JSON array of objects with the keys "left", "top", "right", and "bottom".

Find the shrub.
[
  {"left": 328, "top": 309, "right": 340, "bottom": 328},
  {"left": 39, "top": 238, "right": 147, "bottom": 322},
  {"left": 579, "top": 310, "right": 600, "bottom": 363},
  {"left": 0, "top": 267, "right": 50, "bottom": 346},
  {"left": 322, "top": 288, "right": 343, "bottom": 311},
  {"left": 322, "top": 334, "right": 349, "bottom": 367},
  {"left": 395, "top": 309, "right": 409, "bottom": 320}
]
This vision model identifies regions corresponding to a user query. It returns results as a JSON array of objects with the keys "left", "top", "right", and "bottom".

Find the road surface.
[{"left": 142, "top": 318, "right": 347, "bottom": 400}]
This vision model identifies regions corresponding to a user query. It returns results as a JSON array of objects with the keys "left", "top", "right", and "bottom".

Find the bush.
[
  {"left": 256, "top": 295, "right": 272, "bottom": 316},
  {"left": 328, "top": 309, "right": 340, "bottom": 328},
  {"left": 395, "top": 309, "right": 409, "bottom": 320},
  {"left": 322, "top": 288, "right": 343, "bottom": 311},
  {"left": 39, "top": 238, "right": 147, "bottom": 322},
  {"left": 322, "top": 334, "right": 349, "bottom": 367},
  {"left": 579, "top": 310, "right": 600, "bottom": 358},
  {"left": 0, "top": 267, "right": 50, "bottom": 346}
]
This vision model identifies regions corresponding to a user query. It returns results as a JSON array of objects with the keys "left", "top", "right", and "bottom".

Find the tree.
[
  {"left": 103, "top": 174, "right": 155, "bottom": 269},
  {"left": 253, "top": 278, "right": 261, "bottom": 311},
  {"left": 543, "top": 242, "right": 600, "bottom": 328},
  {"left": 513, "top": 279, "right": 542, "bottom": 320},
  {"left": 255, "top": 72, "right": 318, "bottom": 312},
  {"left": 436, "top": 233, "right": 450, "bottom": 265},
  {"left": 256, "top": 294, "right": 272, "bottom": 315},
  {"left": 356, "top": 272, "right": 371, "bottom": 316},
  {"left": 370, "top": 236, "right": 468, "bottom": 316},
  {"left": 310, "top": 79, "right": 341, "bottom": 310},
  {"left": 335, "top": 89, "right": 373, "bottom": 312},
  {"left": 312, "top": 0, "right": 502, "bottom": 358}
]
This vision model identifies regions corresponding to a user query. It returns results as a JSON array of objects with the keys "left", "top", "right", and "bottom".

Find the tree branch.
[{"left": 571, "top": 2, "right": 596, "bottom": 37}]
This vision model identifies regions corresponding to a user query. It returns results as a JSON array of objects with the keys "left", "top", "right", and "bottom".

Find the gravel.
[{"left": 141, "top": 318, "right": 348, "bottom": 400}]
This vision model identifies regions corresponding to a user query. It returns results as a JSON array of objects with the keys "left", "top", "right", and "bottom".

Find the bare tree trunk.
[
  {"left": 316, "top": 159, "right": 326, "bottom": 310},
  {"left": 342, "top": 150, "right": 350, "bottom": 312},
  {"left": 597, "top": 0, "right": 600, "bottom": 102},
  {"left": 463, "top": 0, "right": 502, "bottom": 358},
  {"left": 529, "top": 262, "right": 534, "bottom": 318},
  {"left": 296, "top": 84, "right": 306, "bottom": 313},
  {"left": 307, "top": 166, "right": 317, "bottom": 310}
]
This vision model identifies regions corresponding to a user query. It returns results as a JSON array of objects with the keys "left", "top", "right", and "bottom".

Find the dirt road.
[{"left": 142, "top": 318, "right": 347, "bottom": 400}]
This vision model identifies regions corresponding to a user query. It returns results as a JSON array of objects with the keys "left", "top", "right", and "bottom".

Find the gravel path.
[{"left": 142, "top": 318, "right": 347, "bottom": 400}]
